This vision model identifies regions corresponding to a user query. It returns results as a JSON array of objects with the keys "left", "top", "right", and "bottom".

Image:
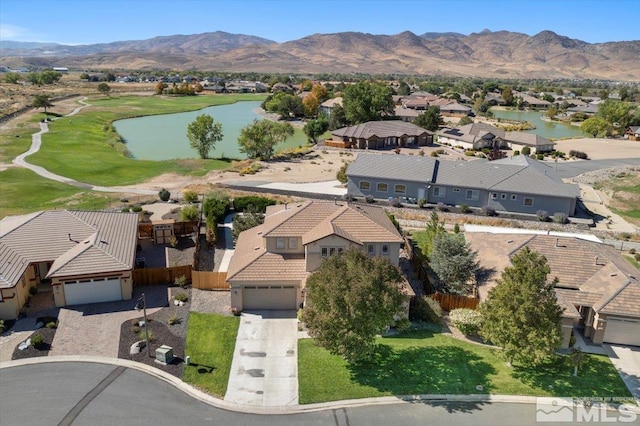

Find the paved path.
[
  {"left": 605, "top": 344, "right": 640, "bottom": 405},
  {"left": 225, "top": 310, "right": 299, "bottom": 406}
]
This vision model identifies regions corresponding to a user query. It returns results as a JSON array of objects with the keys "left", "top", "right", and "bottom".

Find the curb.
[{"left": 2, "top": 356, "right": 638, "bottom": 415}]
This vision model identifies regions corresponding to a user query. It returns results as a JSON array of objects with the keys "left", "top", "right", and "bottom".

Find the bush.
[
  {"left": 182, "top": 190, "right": 199, "bottom": 203},
  {"left": 174, "top": 292, "right": 189, "bottom": 303},
  {"left": 394, "top": 318, "right": 411, "bottom": 333},
  {"left": 175, "top": 275, "right": 189, "bottom": 288},
  {"left": 158, "top": 188, "right": 171, "bottom": 202},
  {"left": 521, "top": 146, "right": 531, "bottom": 156},
  {"left": 365, "top": 195, "right": 375, "bottom": 203},
  {"left": 131, "top": 205, "right": 143, "bottom": 213},
  {"left": 46, "top": 321, "right": 57, "bottom": 329},
  {"left": 180, "top": 205, "right": 199, "bottom": 222},
  {"left": 513, "top": 150, "right": 520, "bottom": 156},
  {"left": 232, "top": 196, "right": 276, "bottom": 213},
  {"left": 459, "top": 204, "right": 471, "bottom": 214},
  {"left": 437, "top": 201, "right": 447, "bottom": 211},
  {"left": 553, "top": 212, "right": 568, "bottom": 224},
  {"left": 168, "top": 314, "right": 181, "bottom": 325},
  {"left": 449, "top": 308, "right": 482, "bottom": 335},
  {"left": 409, "top": 296, "right": 443, "bottom": 324},
  {"left": 464, "top": 150, "right": 476, "bottom": 157},
  {"left": 635, "top": 253, "right": 640, "bottom": 261},
  {"left": 138, "top": 329, "right": 155, "bottom": 342},
  {"left": 536, "top": 210, "right": 549, "bottom": 222},
  {"left": 430, "top": 151, "right": 439, "bottom": 157},
  {"left": 121, "top": 207, "right": 130, "bottom": 213},
  {"left": 31, "top": 333, "right": 45, "bottom": 349},
  {"left": 536, "top": 153, "right": 544, "bottom": 160},
  {"left": 569, "top": 150, "right": 589, "bottom": 160},
  {"left": 418, "top": 198, "right": 427, "bottom": 208},
  {"left": 481, "top": 205, "right": 496, "bottom": 216},
  {"left": 629, "top": 248, "right": 636, "bottom": 255}
]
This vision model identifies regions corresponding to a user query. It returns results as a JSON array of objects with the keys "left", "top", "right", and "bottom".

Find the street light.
[{"left": 135, "top": 293, "right": 150, "bottom": 357}]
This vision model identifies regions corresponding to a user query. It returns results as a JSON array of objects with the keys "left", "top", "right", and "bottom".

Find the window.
[
  {"left": 367, "top": 244, "right": 375, "bottom": 255},
  {"left": 491, "top": 192, "right": 498, "bottom": 200},
  {"left": 359, "top": 181, "right": 371, "bottom": 190},
  {"left": 322, "top": 247, "right": 343, "bottom": 257},
  {"left": 524, "top": 197, "right": 534, "bottom": 207},
  {"left": 276, "top": 238, "right": 285, "bottom": 249},
  {"left": 376, "top": 183, "right": 388, "bottom": 192},
  {"left": 337, "top": 247, "right": 344, "bottom": 254},
  {"left": 329, "top": 247, "right": 336, "bottom": 256},
  {"left": 321, "top": 247, "right": 328, "bottom": 257},
  {"left": 453, "top": 188, "right": 460, "bottom": 193},
  {"left": 465, "top": 189, "right": 479, "bottom": 201},
  {"left": 289, "top": 238, "right": 297, "bottom": 249},
  {"left": 394, "top": 184, "right": 406, "bottom": 194},
  {"left": 381, "top": 244, "right": 389, "bottom": 255},
  {"left": 501, "top": 193, "right": 507, "bottom": 200},
  {"left": 511, "top": 194, "right": 517, "bottom": 201},
  {"left": 433, "top": 186, "right": 445, "bottom": 197}
]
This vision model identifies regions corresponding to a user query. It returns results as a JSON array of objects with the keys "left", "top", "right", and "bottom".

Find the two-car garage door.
[
  {"left": 63, "top": 277, "right": 122, "bottom": 306},
  {"left": 603, "top": 316, "right": 640, "bottom": 346},
  {"left": 243, "top": 286, "right": 297, "bottom": 310}
]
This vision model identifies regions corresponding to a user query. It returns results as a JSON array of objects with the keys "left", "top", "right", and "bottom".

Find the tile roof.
[
  {"left": 438, "top": 123, "right": 555, "bottom": 148},
  {"left": 331, "top": 120, "right": 432, "bottom": 140},
  {"left": 346, "top": 153, "right": 441, "bottom": 183},
  {"left": 0, "top": 210, "right": 139, "bottom": 288}
]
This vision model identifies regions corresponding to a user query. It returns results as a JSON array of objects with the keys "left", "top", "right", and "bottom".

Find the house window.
[
  {"left": 394, "top": 184, "right": 406, "bottom": 194},
  {"left": 359, "top": 181, "right": 371, "bottom": 190},
  {"left": 465, "top": 189, "right": 479, "bottom": 201},
  {"left": 289, "top": 238, "right": 297, "bottom": 249},
  {"left": 381, "top": 244, "right": 389, "bottom": 255},
  {"left": 501, "top": 193, "right": 507, "bottom": 200},
  {"left": 367, "top": 244, "right": 375, "bottom": 255},
  {"left": 276, "top": 238, "right": 285, "bottom": 249},
  {"left": 491, "top": 192, "right": 498, "bottom": 200},
  {"left": 377, "top": 183, "right": 388, "bottom": 192},
  {"left": 453, "top": 188, "right": 460, "bottom": 193},
  {"left": 337, "top": 247, "right": 344, "bottom": 254},
  {"left": 433, "top": 186, "right": 445, "bottom": 197},
  {"left": 321, "top": 247, "right": 328, "bottom": 257},
  {"left": 524, "top": 197, "right": 534, "bottom": 207},
  {"left": 329, "top": 247, "right": 336, "bottom": 256},
  {"left": 511, "top": 194, "right": 517, "bottom": 201}
]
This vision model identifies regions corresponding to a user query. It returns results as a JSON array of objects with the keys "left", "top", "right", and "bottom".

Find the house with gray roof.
[
  {"left": 0, "top": 210, "right": 139, "bottom": 319},
  {"left": 346, "top": 153, "right": 579, "bottom": 216},
  {"left": 329, "top": 120, "right": 433, "bottom": 150},
  {"left": 437, "top": 122, "right": 556, "bottom": 153}
]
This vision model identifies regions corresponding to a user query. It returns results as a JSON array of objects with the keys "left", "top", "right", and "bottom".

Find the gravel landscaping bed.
[
  {"left": 117, "top": 288, "right": 191, "bottom": 378},
  {"left": 11, "top": 315, "right": 59, "bottom": 360}
]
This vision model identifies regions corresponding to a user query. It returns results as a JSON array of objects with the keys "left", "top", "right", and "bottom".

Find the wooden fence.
[
  {"left": 430, "top": 292, "right": 479, "bottom": 311},
  {"left": 192, "top": 271, "right": 229, "bottom": 290},
  {"left": 133, "top": 265, "right": 192, "bottom": 287}
]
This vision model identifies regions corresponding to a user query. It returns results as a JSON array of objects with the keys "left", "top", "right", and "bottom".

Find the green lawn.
[
  {"left": 298, "top": 330, "right": 632, "bottom": 404},
  {"left": 181, "top": 312, "right": 240, "bottom": 397},
  {"left": 0, "top": 168, "right": 118, "bottom": 217}
]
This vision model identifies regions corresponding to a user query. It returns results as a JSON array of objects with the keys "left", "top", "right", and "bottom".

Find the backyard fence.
[
  {"left": 133, "top": 265, "right": 192, "bottom": 287},
  {"left": 192, "top": 271, "right": 229, "bottom": 290},
  {"left": 430, "top": 292, "right": 479, "bottom": 311}
]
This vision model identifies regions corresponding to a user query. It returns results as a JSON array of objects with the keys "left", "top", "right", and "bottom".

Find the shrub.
[
  {"left": 46, "top": 321, "right": 57, "bottom": 329},
  {"left": 536, "top": 153, "right": 544, "bottom": 160},
  {"left": 182, "top": 190, "right": 199, "bottom": 203},
  {"left": 569, "top": 150, "right": 589, "bottom": 160},
  {"left": 629, "top": 248, "right": 636, "bottom": 255},
  {"left": 513, "top": 150, "right": 520, "bottom": 156},
  {"left": 180, "top": 205, "right": 199, "bottom": 222},
  {"left": 459, "top": 204, "right": 471, "bottom": 214},
  {"left": 437, "top": 201, "right": 447, "bottom": 211},
  {"left": 521, "top": 146, "right": 531, "bottom": 156},
  {"left": 536, "top": 210, "right": 549, "bottom": 222},
  {"left": 31, "top": 333, "right": 45, "bottom": 349},
  {"left": 158, "top": 188, "right": 171, "bottom": 202},
  {"left": 430, "top": 151, "right": 439, "bottom": 157},
  {"left": 394, "top": 318, "right": 411, "bottom": 333},
  {"left": 553, "top": 212, "right": 568, "bottom": 224},
  {"left": 418, "top": 198, "right": 427, "bottom": 208},
  {"left": 481, "top": 205, "right": 496, "bottom": 216},
  {"left": 121, "top": 207, "right": 130, "bottom": 213},
  {"left": 175, "top": 275, "right": 189, "bottom": 288},
  {"left": 130, "top": 325, "right": 141, "bottom": 334},
  {"left": 174, "top": 292, "right": 189, "bottom": 303},
  {"left": 464, "top": 150, "right": 476, "bottom": 157},
  {"left": 138, "top": 329, "right": 155, "bottom": 342},
  {"left": 635, "top": 253, "right": 640, "bottom": 261},
  {"left": 167, "top": 314, "right": 181, "bottom": 325},
  {"left": 232, "top": 196, "right": 276, "bottom": 213},
  {"left": 131, "top": 205, "right": 143, "bottom": 213},
  {"left": 449, "top": 308, "right": 482, "bottom": 335},
  {"left": 365, "top": 195, "right": 375, "bottom": 203},
  {"left": 409, "top": 296, "right": 443, "bottom": 324}
]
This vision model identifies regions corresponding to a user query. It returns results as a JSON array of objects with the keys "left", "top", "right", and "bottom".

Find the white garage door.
[
  {"left": 604, "top": 317, "right": 640, "bottom": 346},
  {"left": 63, "top": 277, "right": 122, "bottom": 306},
  {"left": 243, "top": 286, "right": 297, "bottom": 310}
]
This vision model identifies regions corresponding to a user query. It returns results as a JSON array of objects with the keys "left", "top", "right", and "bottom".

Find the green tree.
[
  {"left": 180, "top": 205, "right": 200, "bottom": 222},
  {"left": 4, "top": 72, "right": 20, "bottom": 84},
  {"left": 597, "top": 99, "right": 633, "bottom": 133},
  {"left": 581, "top": 117, "right": 611, "bottom": 137},
  {"left": 238, "top": 119, "right": 294, "bottom": 160},
  {"left": 418, "top": 211, "right": 445, "bottom": 258},
  {"left": 342, "top": 81, "right": 394, "bottom": 124},
  {"left": 328, "top": 104, "right": 348, "bottom": 130},
  {"left": 429, "top": 233, "right": 478, "bottom": 295},
  {"left": 301, "top": 248, "right": 405, "bottom": 362},
  {"left": 501, "top": 87, "right": 514, "bottom": 106},
  {"left": 97, "top": 83, "right": 111, "bottom": 96},
  {"left": 32, "top": 95, "right": 53, "bottom": 113},
  {"left": 414, "top": 106, "right": 441, "bottom": 131},
  {"left": 264, "top": 92, "right": 303, "bottom": 119},
  {"left": 479, "top": 247, "right": 562, "bottom": 366},
  {"left": 397, "top": 81, "right": 411, "bottom": 96},
  {"left": 336, "top": 162, "right": 350, "bottom": 184},
  {"left": 458, "top": 116, "right": 474, "bottom": 126},
  {"left": 303, "top": 115, "right": 329, "bottom": 144},
  {"left": 186, "top": 114, "right": 224, "bottom": 159},
  {"left": 158, "top": 188, "right": 171, "bottom": 201},
  {"left": 546, "top": 105, "right": 558, "bottom": 119}
]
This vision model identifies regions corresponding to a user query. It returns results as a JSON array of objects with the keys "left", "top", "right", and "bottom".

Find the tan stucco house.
[
  {"left": 0, "top": 210, "right": 139, "bottom": 319},
  {"left": 468, "top": 230, "right": 640, "bottom": 348},
  {"left": 227, "top": 201, "right": 412, "bottom": 312}
]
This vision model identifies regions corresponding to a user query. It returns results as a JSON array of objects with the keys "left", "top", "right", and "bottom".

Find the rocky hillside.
[{"left": 2, "top": 29, "right": 638, "bottom": 81}]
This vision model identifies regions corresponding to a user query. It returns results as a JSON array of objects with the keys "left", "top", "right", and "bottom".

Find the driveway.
[
  {"left": 225, "top": 310, "right": 298, "bottom": 406},
  {"left": 605, "top": 344, "right": 640, "bottom": 404}
]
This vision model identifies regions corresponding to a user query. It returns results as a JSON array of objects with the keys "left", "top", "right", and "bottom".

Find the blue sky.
[{"left": 1, "top": 0, "right": 638, "bottom": 45}]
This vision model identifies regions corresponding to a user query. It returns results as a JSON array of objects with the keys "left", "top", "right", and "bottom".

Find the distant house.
[
  {"left": 437, "top": 123, "right": 556, "bottom": 153},
  {"left": 429, "top": 99, "right": 472, "bottom": 117},
  {"left": 52, "top": 67, "right": 68, "bottom": 73},
  {"left": 318, "top": 97, "right": 342, "bottom": 116},
  {"left": 394, "top": 105, "right": 420, "bottom": 123},
  {"left": 626, "top": 126, "right": 640, "bottom": 141},
  {"left": 227, "top": 201, "right": 413, "bottom": 313},
  {"left": 347, "top": 153, "right": 579, "bottom": 216},
  {"left": 467, "top": 230, "right": 640, "bottom": 348},
  {"left": 328, "top": 120, "right": 433, "bottom": 150},
  {"left": 514, "top": 92, "right": 551, "bottom": 108},
  {"left": 0, "top": 211, "right": 139, "bottom": 320}
]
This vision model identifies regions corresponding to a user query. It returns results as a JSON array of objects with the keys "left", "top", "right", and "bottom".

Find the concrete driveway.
[
  {"left": 225, "top": 310, "right": 298, "bottom": 406},
  {"left": 605, "top": 344, "right": 640, "bottom": 404}
]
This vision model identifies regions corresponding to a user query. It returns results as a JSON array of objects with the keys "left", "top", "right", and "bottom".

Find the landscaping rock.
[
  {"left": 18, "top": 341, "right": 29, "bottom": 351},
  {"left": 130, "top": 340, "right": 146, "bottom": 355},
  {"left": 35, "top": 322, "right": 44, "bottom": 329}
]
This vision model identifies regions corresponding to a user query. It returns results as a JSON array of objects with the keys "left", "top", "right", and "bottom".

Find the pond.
[
  {"left": 114, "top": 101, "right": 305, "bottom": 160},
  {"left": 490, "top": 108, "right": 588, "bottom": 140}
]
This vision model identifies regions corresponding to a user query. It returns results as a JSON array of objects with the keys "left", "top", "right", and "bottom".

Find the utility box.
[{"left": 156, "top": 345, "right": 174, "bottom": 364}]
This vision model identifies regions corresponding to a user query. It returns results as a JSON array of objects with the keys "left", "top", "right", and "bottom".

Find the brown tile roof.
[
  {"left": 596, "top": 281, "right": 640, "bottom": 317},
  {"left": 0, "top": 210, "right": 139, "bottom": 288}
]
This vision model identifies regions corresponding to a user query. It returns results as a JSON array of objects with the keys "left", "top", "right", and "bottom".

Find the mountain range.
[{"left": 1, "top": 30, "right": 639, "bottom": 81}]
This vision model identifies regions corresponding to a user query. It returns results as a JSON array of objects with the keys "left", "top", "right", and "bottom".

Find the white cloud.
[{"left": 0, "top": 23, "right": 47, "bottom": 42}]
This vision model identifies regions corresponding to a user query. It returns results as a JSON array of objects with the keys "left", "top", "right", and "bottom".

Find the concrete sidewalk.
[
  {"left": 225, "top": 310, "right": 298, "bottom": 406},
  {"left": 605, "top": 344, "right": 640, "bottom": 404}
]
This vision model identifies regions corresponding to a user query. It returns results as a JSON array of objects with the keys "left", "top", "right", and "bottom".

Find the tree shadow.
[{"left": 347, "top": 335, "right": 496, "bottom": 412}]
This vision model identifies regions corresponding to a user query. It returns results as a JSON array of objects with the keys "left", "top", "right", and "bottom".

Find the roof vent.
[
  {"left": 254, "top": 246, "right": 260, "bottom": 251},
  {"left": 610, "top": 273, "right": 617, "bottom": 277},
  {"left": 507, "top": 239, "right": 514, "bottom": 244}
]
